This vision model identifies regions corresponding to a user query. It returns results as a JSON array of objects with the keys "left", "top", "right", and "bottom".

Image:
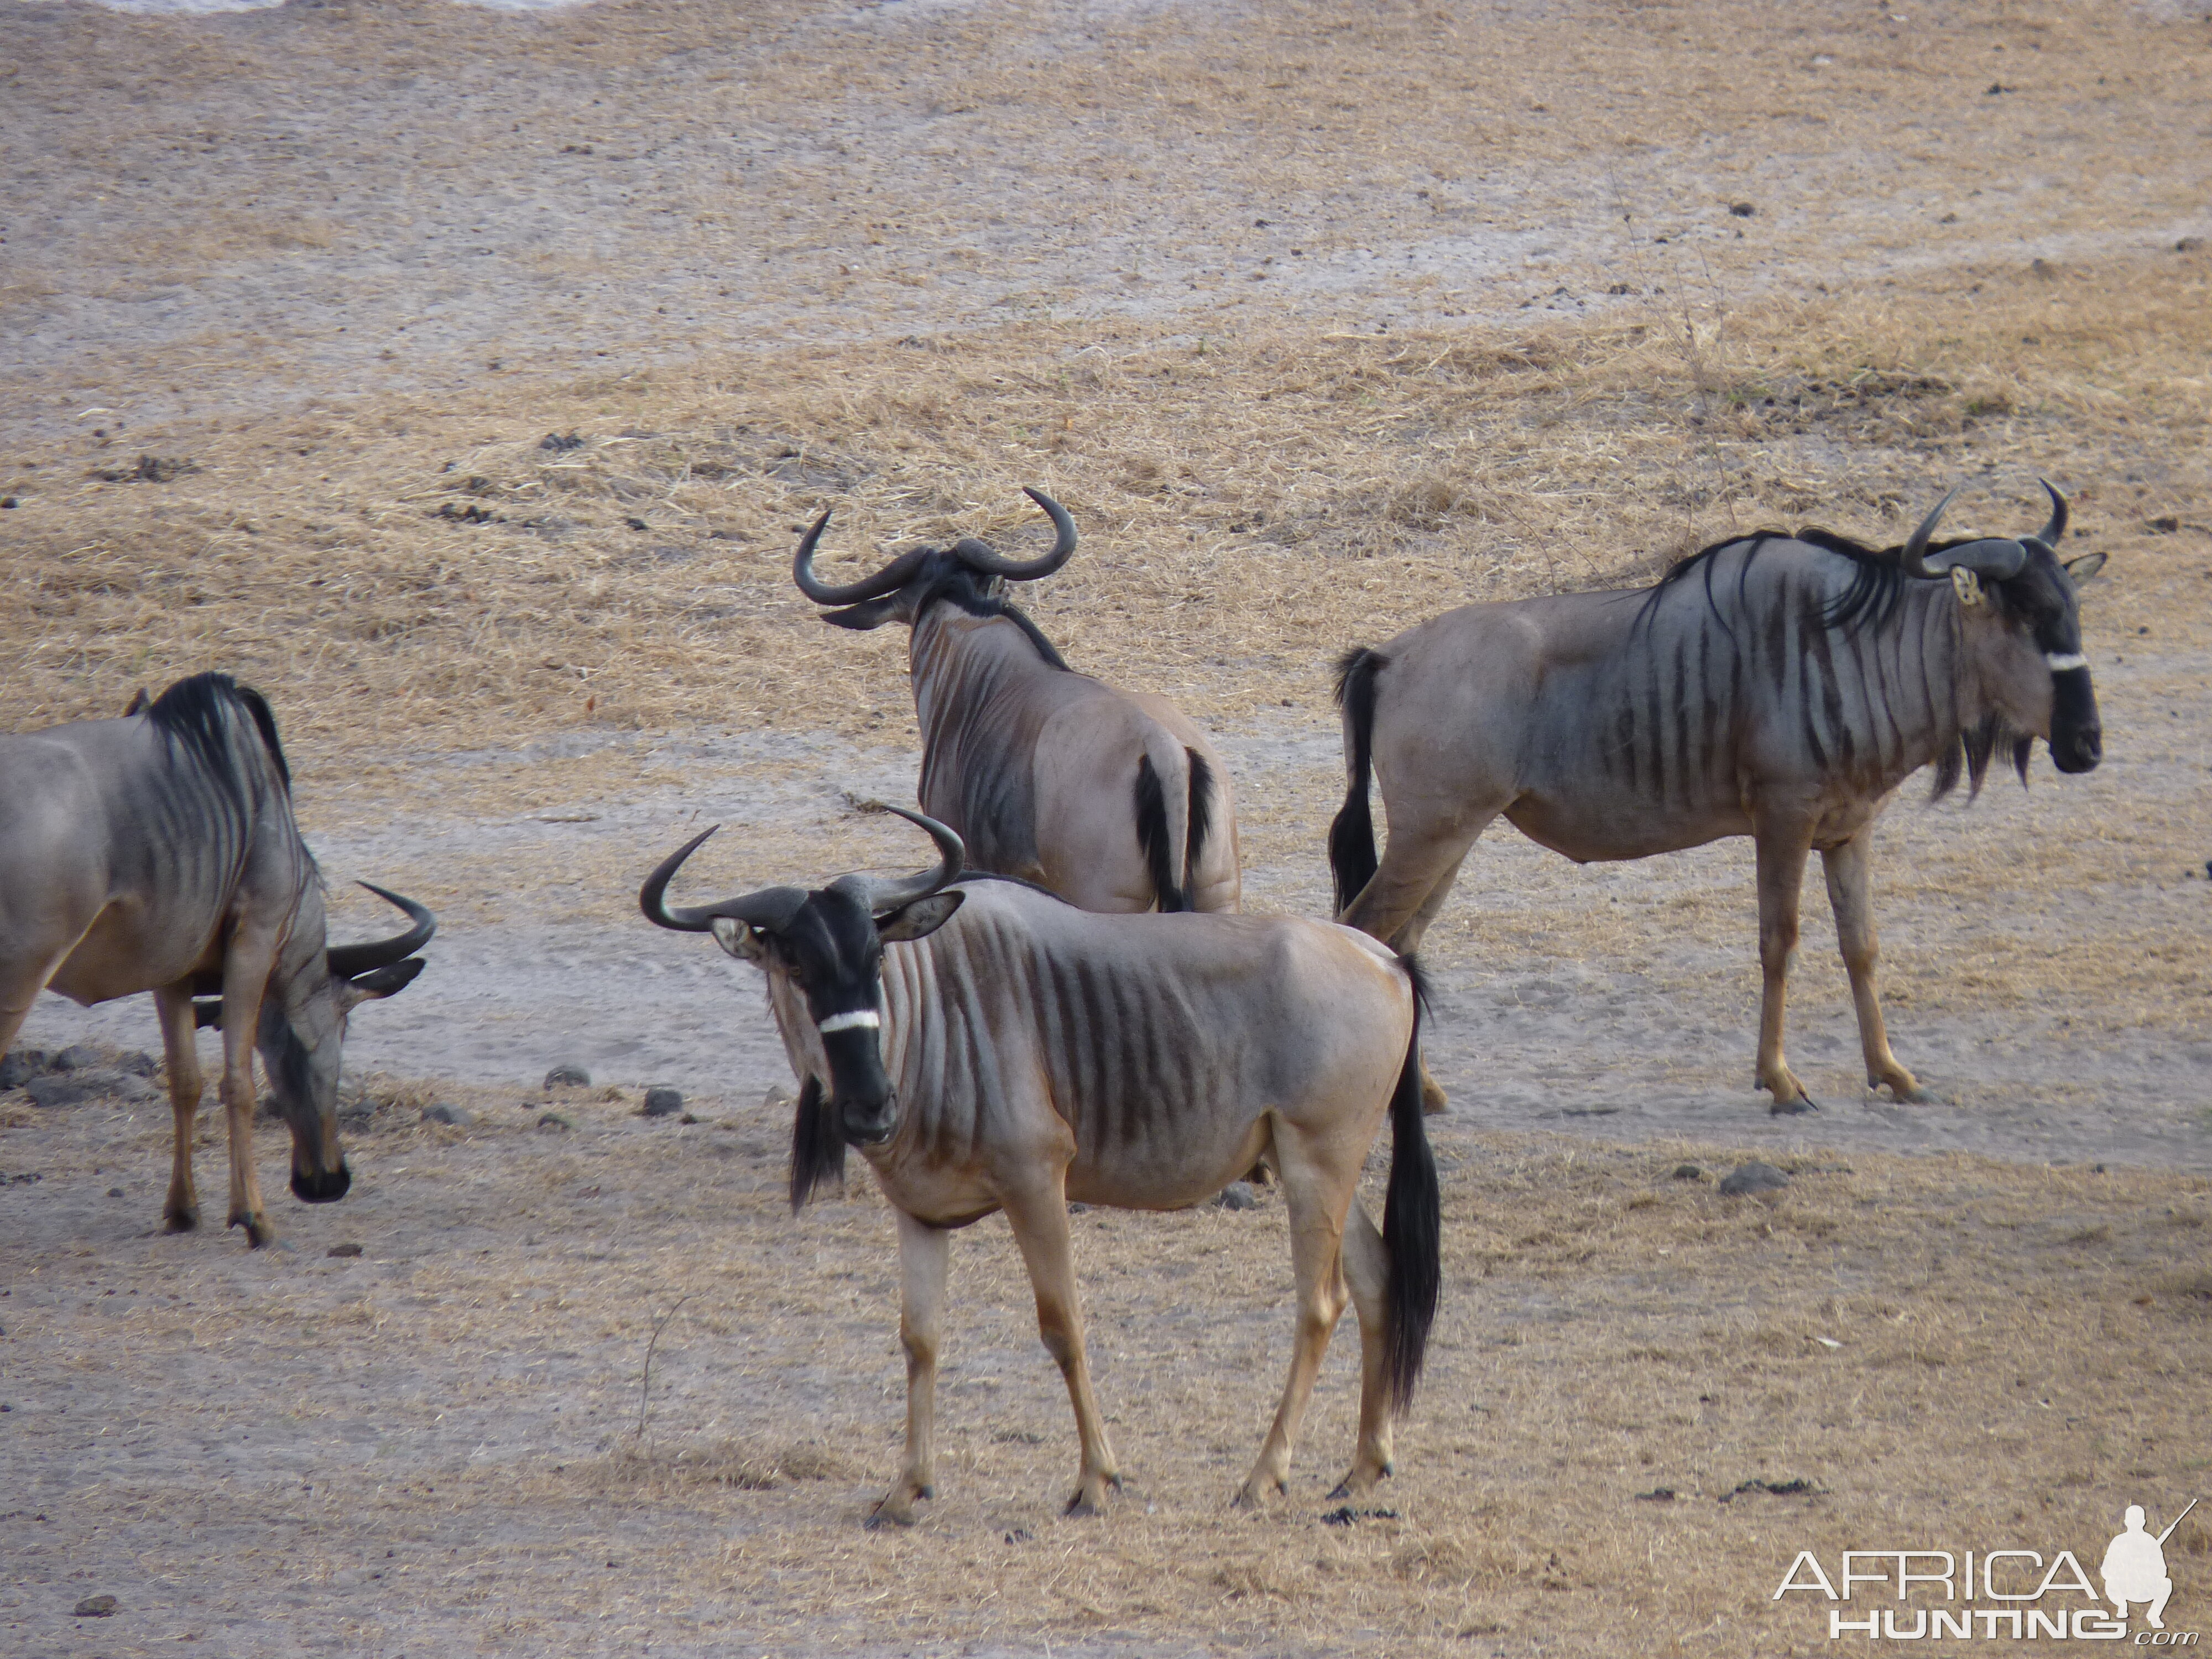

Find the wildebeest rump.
[
  {"left": 1330, "top": 482, "right": 2105, "bottom": 1114},
  {"left": 641, "top": 806, "right": 1436, "bottom": 1521},
  {"left": 0, "top": 674, "right": 435, "bottom": 1244},
  {"left": 794, "top": 489, "right": 1241, "bottom": 914}
]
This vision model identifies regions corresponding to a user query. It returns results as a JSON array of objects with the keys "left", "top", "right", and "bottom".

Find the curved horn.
[
  {"left": 852, "top": 804, "right": 965, "bottom": 915},
  {"left": 639, "top": 825, "right": 808, "bottom": 934},
  {"left": 2030, "top": 477, "right": 2068, "bottom": 550},
  {"left": 1900, "top": 485, "right": 1962, "bottom": 580},
  {"left": 791, "top": 509, "right": 930, "bottom": 606},
  {"left": 1922, "top": 537, "right": 2029, "bottom": 582},
  {"left": 950, "top": 488, "right": 1079, "bottom": 581},
  {"left": 326, "top": 883, "right": 437, "bottom": 980}
]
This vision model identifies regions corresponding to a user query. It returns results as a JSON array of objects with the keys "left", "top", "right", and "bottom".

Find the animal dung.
[
  {"left": 640, "top": 1087, "right": 684, "bottom": 1118},
  {"left": 1718, "top": 1161, "right": 1791, "bottom": 1198},
  {"left": 536, "top": 1112, "right": 574, "bottom": 1134},
  {"left": 420, "top": 1103, "right": 470, "bottom": 1126},
  {"left": 542, "top": 1063, "right": 591, "bottom": 1089},
  {"left": 327, "top": 1243, "right": 364, "bottom": 1259}
]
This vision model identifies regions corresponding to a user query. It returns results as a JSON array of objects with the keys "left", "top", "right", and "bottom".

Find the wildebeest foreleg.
[
  {"left": 153, "top": 982, "right": 205, "bottom": 1231},
  {"left": 1752, "top": 822, "right": 1817, "bottom": 1114},
  {"left": 1328, "top": 1196, "right": 1395, "bottom": 1498},
  {"left": 1001, "top": 1181, "right": 1122, "bottom": 1516},
  {"left": 219, "top": 931, "right": 279, "bottom": 1245},
  {"left": 870, "top": 1209, "right": 951, "bottom": 1528},
  {"left": 1234, "top": 1125, "right": 1355, "bottom": 1507},
  {"left": 1820, "top": 827, "right": 1932, "bottom": 1102}
]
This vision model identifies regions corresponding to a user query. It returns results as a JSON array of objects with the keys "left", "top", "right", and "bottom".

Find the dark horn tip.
[{"left": 639, "top": 825, "right": 722, "bottom": 931}]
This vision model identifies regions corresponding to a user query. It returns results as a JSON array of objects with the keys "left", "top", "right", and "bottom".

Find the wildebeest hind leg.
[
  {"left": 218, "top": 932, "right": 279, "bottom": 1245},
  {"left": 1329, "top": 1196, "right": 1395, "bottom": 1498},
  {"left": 1001, "top": 1180, "right": 1122, "bottom": 1516},
  {"left": 1342, "top": 826, "right": 1486, "bottom": 1114},
  {"left": 1820, "top": 831, "right": 1934, "bottom": 1102},
  {"left": 153, "top": 983, "right": 205, "bottom": 1231},
  {"left": 869, "top": 1211, "right": 951, "bottom": 1528},
  {"left": 1234, "top": 1124, "right": 1354, "bottom": 1507},
  {"left": 1752, "top": 822, "right": 1818, "bottom": 1114}
]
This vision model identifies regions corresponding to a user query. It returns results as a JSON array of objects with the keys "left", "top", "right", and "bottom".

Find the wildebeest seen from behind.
[
  {"left": 1331, "top": 482, "right": 2105, "bottom": 1115},
  {"left": 0, "top": 673, "right": 436, "bottom": 1244},
  {"left": 794, "top": 488, "right": 1241, "bottom": 913},
  {"left": 641, "top": 805, "right": 1436, "bottom": 1522}
]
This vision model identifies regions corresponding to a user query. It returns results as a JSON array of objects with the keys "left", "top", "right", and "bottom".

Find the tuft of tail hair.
[
  {"left": 788, "top": 1075, "right": 847, "bottom": 1213},
  {"left": 1381, "top": 953, "right": 1441, "bottom": 1413},
  {"left": 1134, "top": 748, "right": 1215, "bottom": 913},
  {"left": 1329, "top": 648, "right": 1387, "bottom": 915}
]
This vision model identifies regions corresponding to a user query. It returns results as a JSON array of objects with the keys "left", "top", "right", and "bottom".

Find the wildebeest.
[
  {"left": 1329, "top": 482, "right": 2105, "bottom": 1114},
  {"left": 794, "top": 488, "right": 1241, "bottom": 913},
  {"left": 640, "top": 805, "right": 1437, "bottom": 1521},
  {"left": 0, "top": 673, "right": 436, "bottom": 1244}
]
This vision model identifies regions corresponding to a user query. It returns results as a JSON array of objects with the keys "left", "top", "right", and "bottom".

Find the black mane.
[
  {"left": 144, "top": 671, "right": 293, "bottom": 796},
  {"left": 921, "top": 567, "right": 1072, "bottom": 670}
]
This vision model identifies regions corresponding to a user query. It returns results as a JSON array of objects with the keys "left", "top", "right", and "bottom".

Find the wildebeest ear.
[
  {"left": 2064, "top": 550, "right": 2107, "bottom": 583},
  {"left": 877, "top": 890, "right": 964, "bottom": 943},
  {"left": 338, "top": 956, "right": 426, "bottom": 1011},
  {"left": 124, "top": 687, "right": 151, "bottom": 716},
  {"left": 710, "top": 916, "right": 772, "bottom": 963},
  {"left": 821, "top": 594, "right": 904, "bottom": 631}
]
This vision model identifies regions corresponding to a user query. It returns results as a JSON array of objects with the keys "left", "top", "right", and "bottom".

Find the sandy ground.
[{"left": 4, "top": 0, "right": 2212, "bottom": 1654}]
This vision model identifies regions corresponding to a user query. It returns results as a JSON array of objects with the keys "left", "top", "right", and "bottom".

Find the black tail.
[
  {"left": 1134, "top": 751, "right": 1191, "bottom": 912},
  {"left": 1329, "top": 648, "right": 1387, "bottom": 915},
  {"left": 788, "top": 1075, "right": 846, "bottom": 1213},
  {"left": 1185, "top": 749, "right": 1215, "bottom": 903},
  {"left": 1381, "top": 954, "right": 1440, "bottom": 1412}
]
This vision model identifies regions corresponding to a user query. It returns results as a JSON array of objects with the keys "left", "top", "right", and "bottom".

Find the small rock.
[
  {"left": 679, "top": 1112, "right": 702, "bottom": 1125},
  {"left": 1728, "top": 201, "right": 1755, "bottom": 217},
  {"left": 27, "top": 1071, "right": 156, "bottom": 1109},
  {"left": 53, "top": 1044, "right": 105, "bottom": 1072},
  {"left": 1004, "top": 1526, "right": 1032, "bottom": 1544},
  {"left": 763, "top": 1084, "right": 796, "bottom": 1109},
  {"left": 420, "top": 1103, "right": 470, "bottom": 1126},
  {"left": 1214, "top": 1181, "right": 1261, "bottom": 1211},
  {"left": 1718, "top": 1160, "right": 1791, "bottom": 1198},
  {"left": 1636, "top": 1487, "right": 1677, "bottom": 1503},
  {"left": 640, "top": 1087, "right": 684, "bottom": 1118},
  {"left": 74, "top": 1594, "right": 118, "bottom": 1617},
  {"left": 0, "top": 1049, "right": 49, "bottom": 1089},
  {"left": 327, "top": 1243, "right": 363, "bottom": 1258},
  {"left": 119, "top": 1050, "right": 160, "bottom": 1078},
  {"left": 1671, "top": 1164, "right": 1705, "bottom": 1181},
  {"left": 539, "top": 431, "right": 585, "bottom": 451},
  {"left": 544, "top": 1063, "right": 591, "bottom": 1089},
  {"left": 1067, "top": 1201, "right": 1091, "bottom": 1214},
  {"left": 107, "top": 1186, "right": 123, "bottom": 1198},
  {"left": 2179, "top": 236, "right": 2205, "bottom": 253},
  {"left": 536, "top": 1112, "right": 573, "bottom": 1134}
]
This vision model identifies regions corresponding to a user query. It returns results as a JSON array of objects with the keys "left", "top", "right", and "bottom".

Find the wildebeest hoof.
[
  {"left": 163, "top": 1206, "right": 199, "bottom": 1233},
  {"left": 865, "top": 1486, "right": 930, "bottom": 1529},
  {"left": 1327, "top": 1463, "right": 1391, "bottom": 1500},
  {"left": 1888, "top": 1084, "right": 1942, "bottom": 1105},
  {"left": 1064, "top": 1472, "right": 1123, "bottom": 1517},
  {"left": 1230, "top": 1476, "right": 1285, "bottom": 1510},
  {"left": 1768, "top": 1094, "right": 1819, "bottom": 1117},
  {"left": 232, "top": 1212, "right": 278, "bottom": 1247}
]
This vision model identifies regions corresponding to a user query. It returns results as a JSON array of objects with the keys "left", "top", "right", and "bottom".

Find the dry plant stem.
[{"left": 636, "top": 1294, "right": 693, "bottom": 1442}]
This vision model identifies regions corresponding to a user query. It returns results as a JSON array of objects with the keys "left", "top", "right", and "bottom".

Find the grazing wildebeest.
[
  {"left": 794, "top": 488, "right": 1241, "bottom": 913},
  {"left": 640, "top": 805, "right": 1437, "bottom": 1521},
  {"left": 0, "top": 673, "right": 436, "bottom": 1244},
  {"left": 1329, "top": 481, "right": 2105, "bottom": 1114}
]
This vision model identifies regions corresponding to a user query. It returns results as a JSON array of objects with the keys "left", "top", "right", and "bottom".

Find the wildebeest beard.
[{"left": 1930, "top": 709, "right": 2034, "bottom": 803}]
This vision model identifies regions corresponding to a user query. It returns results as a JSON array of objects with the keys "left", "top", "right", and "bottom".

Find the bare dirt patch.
[{"left": 4, "top": 0, "right": 2212, "bottom": 1653}]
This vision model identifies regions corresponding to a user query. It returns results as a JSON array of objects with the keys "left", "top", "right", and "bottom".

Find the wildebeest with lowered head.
[
  {"left": 794, "top": 488, "right": 1241, "bottom": 914},
  {"left": 0, "top": 673, "right": 435, "bottom": 1244},
  {"left": 1330, "top": 481, "right": 2105, "bottom": 1114},
  {"left": 640, "top": 805, "right": 1436, "bottom": 1522}
]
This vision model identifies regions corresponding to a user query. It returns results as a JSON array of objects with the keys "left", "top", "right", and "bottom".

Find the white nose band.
[
  {"left": 2045, "top": 652, "right": 2088, "bottom": 672},
  {"left": 816, "top": 1009, "right": 880, "bottom": 1034}
]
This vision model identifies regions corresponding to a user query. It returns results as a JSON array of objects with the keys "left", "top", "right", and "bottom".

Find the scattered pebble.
[
  {"left": 119, "top": 1050, "right": 160, "bottom": 1078},
  {"left": 53, "top": 1044, "right": 105, "bottom": 1072},
  {"left": 540, "top": 431, "right": 586, "bottom": 451},
  {"left": 27, "top": 1071, "right": 157, "bottom": 1109},
  {"left": 327, "top": 1243, "right": 363, "bottom": 1259},
  {"left": 1004, "top": 1527, "right": 1032, "bottom": 1544},
  {"left": 543, "top": 1063, "right": 591, "bottom": 1089},
  {"left": 73, "top": 1595, "right": 118, "bottom": 1617},
  {"left": 1066, "top": 1201, "right": 1091, "bottom": 1214},
  {"left": 1214, "top": 1182, "right": 1261, "bottom": 1211},
  {"left": 0, "top": 1049, "right": 50, "bottom": 1089},
  {"left": 1718, "top": 1160, "right": 1790, "bottom": 1198},
  {"left": 420, "top": 1103, "right": 470, "bottom": 1126},
  {"left": 1636, "top": 1488, "right": 1677, "bottom": 1503},
  {"left": 640, "top": 1087, "right": 684, "bottom": 1118},
  {"left": 106, "top": 1187, "right": 123, "bottom": 1198},
  {"left": 2179, "top": 236, "right": 2205, "bottom": 253},
  {"left": 1671, "top": 1163, "right": 1705, "bottom": 1182},
  {"left": 536, "top": 1112, "right": 573, "bottom": 1134},
  {"left": 763, "top": 1084, "right": 796, "bottom": 1109},
  {"left": 1728, "top": 201, "right": 1755, "bottom": 217}
]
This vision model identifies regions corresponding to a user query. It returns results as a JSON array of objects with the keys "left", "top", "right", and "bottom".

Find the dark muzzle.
[
  {"left": 2049, "top": 667, "right": 2102, "bottom": 774},
  {"left": 840, "top": 1094, "right": 897, "bottom": 1146},
  {"left": 291, "top": 1161, "right": 352, "bottom": 1204}
]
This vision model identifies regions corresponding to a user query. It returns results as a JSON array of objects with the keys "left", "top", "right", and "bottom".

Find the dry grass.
[{"left": 6, "top": 1095, "right": 2209, "bottom": 1655}]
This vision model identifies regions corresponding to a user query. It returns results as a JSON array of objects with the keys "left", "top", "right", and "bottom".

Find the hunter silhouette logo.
[
  {"left": 2105, "top": 1501, "right": 2195, "bottom": 1631},
  {"left": 1773, "top": 1499, "right": 2201, "bottom": 1642}
]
